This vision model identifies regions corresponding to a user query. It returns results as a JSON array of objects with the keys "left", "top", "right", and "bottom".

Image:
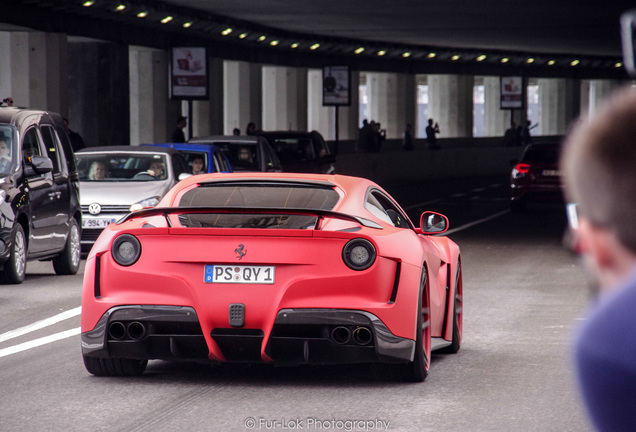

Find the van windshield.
[
  {"left": 76, "top": 153, "right": 168, "bottom": 181},
  {"left": 0, "top": 125, "right": 18, "bottom": 177}
]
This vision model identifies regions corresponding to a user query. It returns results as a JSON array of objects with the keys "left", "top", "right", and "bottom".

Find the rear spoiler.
[{"left": 117, "top": 206, "right": 383, "bottom": 229}]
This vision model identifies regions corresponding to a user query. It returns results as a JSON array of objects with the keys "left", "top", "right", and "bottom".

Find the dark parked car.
[
  {"left": 0, "top": 107, "right": 82, "bottom": 283},
  {"left": 143, "top": 142, "right": 232, "bottom": 174},
  {"left": 188, "top": 135, "right": 282, "bottom": 172},
  {"left": 257, "top": 130, "right": 336, "bottom": 173},
  {"left": 510, "top": 141, "right": 564, "bottom": 211}
]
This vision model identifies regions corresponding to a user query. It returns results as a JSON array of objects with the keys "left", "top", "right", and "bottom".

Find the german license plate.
[
  {"left": 82, "top": 218, "right": 116, "bottom": 228},
  {"left": 204, "top": 265, "right": 275, "bottom": 284},
  {"left": 541, "top": 169, "right": 561, "bottom": 176}
]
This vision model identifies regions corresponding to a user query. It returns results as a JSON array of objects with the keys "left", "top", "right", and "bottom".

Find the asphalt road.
[{"left": 0, "top": 176, "right": 595, "bottom": 432}]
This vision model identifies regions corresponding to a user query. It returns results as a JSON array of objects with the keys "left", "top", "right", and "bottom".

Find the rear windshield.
[
  {"left": 522, "top": 146, "right": 559, "bottom": 163},
  {"left": 177, "top": 182, "right": 339, "bottom": 229}
]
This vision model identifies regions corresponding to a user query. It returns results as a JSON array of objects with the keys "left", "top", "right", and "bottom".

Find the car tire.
[
  {"left": 439, "top": 262, "right": 463, "bottom": 354},
  {"left": 0, "top": 224, "right": 27, "bottom": 284},
  {"left": 83, "top": 355, "right": 148, "bottom": 377},
  {"left": 398, "top": 269, "right": 431, "bottom": 382},
  {"left": 53, "top": 219, "right": 81, "bottom": 275}
]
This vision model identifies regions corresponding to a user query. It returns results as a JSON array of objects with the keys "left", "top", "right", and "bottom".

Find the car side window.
[
  {"left": 212, "top": 151, "right": 221, "bottom": 172},
  {"left": 40, "top": 125, "right": 62, "bottom": 174},
  {"left": 171, "top": 154, "right": 190, "bottom": 177},
  {"left": 22, "top": 127, "right": 43, "bottom": 160},
  {"left": 261, "top": 138, "right": 281, "bottom": 171},
  {"left": 215, "top": 150, "right": 230, "bottom": 172},
  {"left": 365, "top": 190, "right": 412, "bottom": 229}
]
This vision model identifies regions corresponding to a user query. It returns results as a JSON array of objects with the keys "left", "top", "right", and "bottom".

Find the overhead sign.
[
  {"left": 170, "top": 47, "right": 209, "bottom": 100},
  {"left": 322, "top": 65, "right": 351, "bottom": 106},
  {"left": 500, "top": 76, "right": 523, "bottom": 109}
]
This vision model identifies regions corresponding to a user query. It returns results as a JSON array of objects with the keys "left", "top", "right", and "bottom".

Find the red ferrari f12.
[{"left": 81, "top": 173, "right": 463, "bottom": 382}]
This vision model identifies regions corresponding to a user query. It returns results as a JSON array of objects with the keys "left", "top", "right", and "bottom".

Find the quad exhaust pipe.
[
  {"left": 331, "top": 326, "right": 372, "bottom": 345},
  {"left": 108, "top": 321, "right": 147, "bottom": 341},
  {"left": 331, "top": 326, "right": 351, "bottom": 344},
  {"left": 352, "top": 326, "right": 372, "bottom": 345},
  {"left": 108, "top": 321, "right": 126, "bottom": 340},
  {"left": 127, "top": 322, "right": 146, "bottom": 340}
]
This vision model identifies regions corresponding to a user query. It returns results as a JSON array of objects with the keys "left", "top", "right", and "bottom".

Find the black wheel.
[
  {"left": 439, "top": 262, "right": 463, "bottom": 354},
  {"left": 399, "top": 269, "right": 431, "bottom": 382},
  {"left": 53, "top": 219, "right": 81, "bottom": 275},
  {"left": 83, "top": 355, "right": 148, "bottom": 377},
  {"left": 0, "top": 224, "right": 27, "bottom": 284}
]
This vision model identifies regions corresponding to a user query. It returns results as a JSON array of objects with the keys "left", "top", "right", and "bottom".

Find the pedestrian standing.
[
  {"left": 425, "top": 118, "right": 440, "bottom": 150},
  {"left": 171, "top": 116, "right": 187, "bottom": 143},
  {"left": 403, "top": 124, "right": 414, "bottom": 151}
]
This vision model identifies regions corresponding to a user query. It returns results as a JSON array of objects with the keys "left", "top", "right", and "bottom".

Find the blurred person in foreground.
[{"left": 560, "top": 87, "right": 636, "bottom": 432}]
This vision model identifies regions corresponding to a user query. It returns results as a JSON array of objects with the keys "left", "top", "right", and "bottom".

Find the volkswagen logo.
[{"left": 88, "top": 203, "right": 102, "bottom": 215}]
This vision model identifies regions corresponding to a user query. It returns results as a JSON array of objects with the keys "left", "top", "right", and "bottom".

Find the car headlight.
[
  {"left": 112, "top": 234, "right": 141, "bottom": 266},
  {"left": 342, "top": 238, "right": 376, "bottom": 271},
  {"left": 129, "top": 196, "right": 161, "bottom": 212}
]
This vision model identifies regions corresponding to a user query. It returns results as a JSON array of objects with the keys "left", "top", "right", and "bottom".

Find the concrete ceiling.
[
  {"left": 161, "top": 0, "right": 632, "bottom": 57},
  {"left": 4, "top": 1, "right": 636, "bottom": 78}
]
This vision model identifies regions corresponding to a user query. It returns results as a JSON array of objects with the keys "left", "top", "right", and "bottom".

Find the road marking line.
[
  {"left": 403, "top": 198, "right": 441, "bottom": 210},
  {"left": 445, "top": 209, "right": 509, "bottom": 235},
  {"left": 0, "top": 306, "right": 81, "bottom": 343},
  {"left": 0, "top": 327, "right": 81, "bottom": 358}
]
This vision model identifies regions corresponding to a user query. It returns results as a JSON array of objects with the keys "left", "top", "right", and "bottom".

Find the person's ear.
[
  {"left": 578, "top": 217, "right": 625, "bottom": 271},
  {"left": 578, "top": 218, "right": 615, "bottom": 269}
]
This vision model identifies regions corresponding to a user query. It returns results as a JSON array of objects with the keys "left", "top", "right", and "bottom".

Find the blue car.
[{"left": 143, "top": 142, "right": 233, "bottom": 174}]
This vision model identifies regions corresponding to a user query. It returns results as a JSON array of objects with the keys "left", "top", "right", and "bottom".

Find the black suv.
[
  {"left": 510, "top": 141, "right": 563, "bottom": 211},
  {"left": 0, "top": 107, "right": 82, "bottom": 283}
]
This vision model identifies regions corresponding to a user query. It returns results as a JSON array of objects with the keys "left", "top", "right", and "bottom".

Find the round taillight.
[
  {"left": 342, "top": 239, "right": 376, "bottom": 271},
  {"left": 112, "top": 234, "right": 141, "bottom": 266}
]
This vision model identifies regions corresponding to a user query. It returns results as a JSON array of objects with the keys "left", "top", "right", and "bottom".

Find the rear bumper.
[
  {"left": 81, "top": 305, "right": 209, "bottom": 361},
  {"left": 81, "top": 305, "right": 415, "bottom": 365},
  {"left": 511, "top": 182, "right": 563, "bottom": 201}
]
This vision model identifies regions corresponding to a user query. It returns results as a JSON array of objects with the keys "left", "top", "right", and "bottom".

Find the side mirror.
[
  {"left": 420, "top": 211, "right": 449, "bottom": 234},
  {"left": 24, "top": 155, "right": 53, "bottom": 176},
  {"left": 178, "top": 172, "right": 192, "bottom": 181},
  {"left": 621, "top": 10, "right": 636, "bottom": 78}
]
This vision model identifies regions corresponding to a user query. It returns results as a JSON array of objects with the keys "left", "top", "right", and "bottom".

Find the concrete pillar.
[
  {"left": 588, "top": 80, "right": 623, "bottom": 115},
  {"left": 190, "top": 57, "right": 224, "bottom": 138},
  {"left": 0, "top": 33, "right": 13, "bottom": 102},
  {"left": 366, "top": 72, "right": 416, "bottom": 139},
  {"left": 129, "top": 46, "right": 171, "bottom": 146},
  {"left": 482, "top": 76, "right": 512, "bottom": 137},
  {"left": 224, "top": 60, "right": 262, "bottom": 135},
  {"left": 0, "top": 31, "right": 67, "bottom": 114},
  {"left": 537, "top": 78, "right": 581, "bottom": 135},
  {"left": 307, "top": 69, "right": 331, "bottom": 138},
  {"left": 0, "top": 32, "right": 27, "bottom": 108},
  {"left": 340, "top": 71, "right": 360, "bottom": 141},
  {"left": 262, "top": 65, "right": 307, "bottom": 131},
  {"left": 428, "top": 74, "right": 474, "bottom": 138},
  {"left": 68, "top": 41, "right": 129, "bottom": 147},
  {"left": 307, "top": 69, "right": 360, "bottom": 142}
]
